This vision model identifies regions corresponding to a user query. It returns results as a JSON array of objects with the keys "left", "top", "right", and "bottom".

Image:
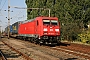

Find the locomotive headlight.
[
  {"left": 55, "top": 29, "right": 59, "bottom": 32},
  {"left": 43, "top": 28, "right": 47, "bottom": 31}
]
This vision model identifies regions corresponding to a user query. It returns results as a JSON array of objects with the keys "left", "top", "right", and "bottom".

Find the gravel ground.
[{"left": 1, "top": 38, "right": 88, "bottom": 60}]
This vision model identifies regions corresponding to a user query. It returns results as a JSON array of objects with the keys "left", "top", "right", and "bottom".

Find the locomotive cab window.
[
  {"left": 43, "top": 20, "right": 50, "bottom": 25},
  {"left": 51, "top": 20, "right": 58, "bottom": 25},
  {"left": 37, "top": 20, "right": 38, "bottom": 26}
]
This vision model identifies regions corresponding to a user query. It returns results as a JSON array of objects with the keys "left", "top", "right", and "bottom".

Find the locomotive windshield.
[
  {"left": 43, "top": 20, "right": 58, "bottom": 25},
  {"left": 43, "top": 20, "right": 50, "bottom": 25},
  {"left": 51, "top": 20, "right": 58, "bottom": 25}
]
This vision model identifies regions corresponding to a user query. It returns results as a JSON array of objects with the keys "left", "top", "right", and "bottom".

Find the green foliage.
[
  {"left": 25, "top": 0, "right": 90, "bottom": 22},
  {"left": 78, "top": 32, "right": 90, "bottom": 44},
  {"left": 61, "top": 21, "right": 81, "bottom": 41}
]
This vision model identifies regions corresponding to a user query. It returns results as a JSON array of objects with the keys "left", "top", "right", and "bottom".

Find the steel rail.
[
  {"left": 0, "top": 50, "right": 7, "bottom": 60},
  {"left": 2, "top": 41, "right": 33, "bottom": 60},
  {"left": 51, "top": 47, "right": 90, "bottom": 60}
]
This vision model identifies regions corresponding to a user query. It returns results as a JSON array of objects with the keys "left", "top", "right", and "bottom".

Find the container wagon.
[
  {"left": 11, "top": 21, "right": 22, "bottom": 37},
  {"left": 5, "top": 25, "right": 12, "bottom": 36}
]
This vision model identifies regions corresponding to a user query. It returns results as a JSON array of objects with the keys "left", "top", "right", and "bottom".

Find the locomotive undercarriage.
[
  {"left": 15, "top": 35, "right": 60, "bottom": 45},
  {"left": 38, "top": 36, "right": 60, "bottom": 45}
]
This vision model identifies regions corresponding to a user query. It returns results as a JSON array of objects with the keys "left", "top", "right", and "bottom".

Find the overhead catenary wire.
[
  {"left": 10, "top": 6, "right": 51, "bottom": 17},
  {"left": 0, "top": 0, "right": 7, "bottom": 17},
  {"left": 11, "top": 11, "right": 24, "bottom": 18},
  {"left": 0, "top": 0, "right": 2, "bottom": 8},
  {"left": 10, "top": 6, "right": 50, "bottom": 10},
  {"left": 0, "top": 0, "right": 7, "bottom": 10},
  {"left": 0, "top": 11, "right": 6, "bottom": 17}
]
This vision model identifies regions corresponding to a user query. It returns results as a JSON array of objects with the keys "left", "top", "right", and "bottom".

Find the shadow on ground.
[{"left": 65, "top": 58, "right": 77, "bottom": 60}]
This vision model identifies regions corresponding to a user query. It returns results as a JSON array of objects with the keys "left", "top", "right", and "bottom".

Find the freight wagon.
[
  {"left": 11, "top": 21, "right": 22, "bottom": 37},
  {"left": 5, "top": 25, "right": 12, "bottom": 36}
]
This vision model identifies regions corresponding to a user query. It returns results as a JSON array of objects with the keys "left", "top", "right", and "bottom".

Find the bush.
[{"left": 78, "top": 32, "right": 90, "bottom": 44}]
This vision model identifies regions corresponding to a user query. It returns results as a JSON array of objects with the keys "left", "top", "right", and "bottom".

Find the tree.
[{"left": 25, "top": 0, "right": 90, "bottom": 42}]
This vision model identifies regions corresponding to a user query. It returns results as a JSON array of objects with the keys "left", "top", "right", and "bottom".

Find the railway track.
[
  {"left": 1, "top": 40, "right": 33, "bottom": 60},
  {"left": 51, "top": 46, "right": 90, "bottom": 60},
  {"left": 16, "top": 39, "right": 89, "bottom": 60},
  {"left": 1, "top": 38, "right": 89, "bottom": 60},
  {"left": 31, "top": 40, "right": 90, "bottom": 59},
  {"left": 1, "top": 38, "right": 60, "bottom": 60}
]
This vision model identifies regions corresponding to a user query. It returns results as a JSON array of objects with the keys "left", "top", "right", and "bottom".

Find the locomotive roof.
[
  {"left": 12, "top": 21, "right": 23, "bottom": 25},
  {"left": 21, "top": 16, "right": 58, "bottom": 24},
  {"left": 22, "top": 18, "right": 35, "bottom": 24}
]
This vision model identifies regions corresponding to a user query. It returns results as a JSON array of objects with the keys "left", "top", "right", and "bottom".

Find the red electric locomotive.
[{"left": 18, "top": 16, "right": 60, "bottom": 44}]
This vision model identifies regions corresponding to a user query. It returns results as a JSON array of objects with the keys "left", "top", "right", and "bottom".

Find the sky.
[{"left": 0, "top": 0, "right": 27, "bottom": 31}]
